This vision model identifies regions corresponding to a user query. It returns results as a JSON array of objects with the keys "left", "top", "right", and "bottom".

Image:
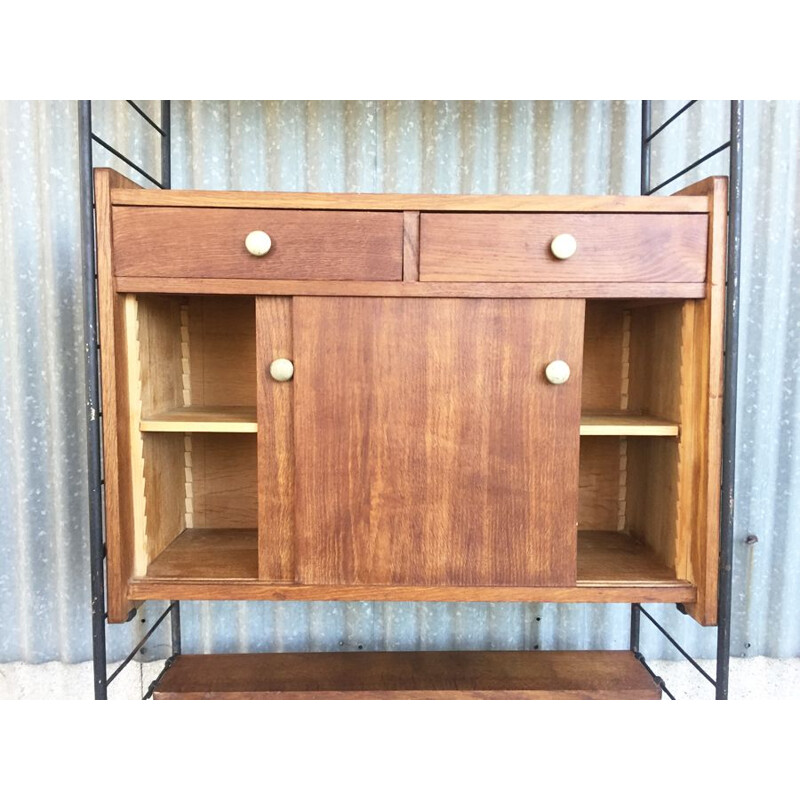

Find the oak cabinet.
[{"left": 96, "top": 169, "right": 726, "bottom": 639}]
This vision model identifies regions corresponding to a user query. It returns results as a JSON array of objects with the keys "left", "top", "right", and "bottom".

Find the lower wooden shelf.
[
  {"left": 133, "top": 528, "right": 694, "bottom": 603},
  {"left": 147, "top": 529, "right": 258, "bottom": 580},
  {"left": 152, "top": 650, "right": 662, "bottom": 700}
]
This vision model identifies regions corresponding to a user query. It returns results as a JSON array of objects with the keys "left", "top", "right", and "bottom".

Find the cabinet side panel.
[
  {"left": 95, "top": 169, "right": 142, "bottom": 622},
  {"left": 142, "top": 433, "right": 185, "bottom": 565},
  {"left": 664, "top": 179, "right": 727, "bottom": 625},
  {"left": 293, "top": 297, "right": 583, "bottom": 587},
  {"left": 674, "top": 177, "right": 727, "bottom": 625},
  {"left": 256, "top": 298, "right": 295, "bottom": 581}
]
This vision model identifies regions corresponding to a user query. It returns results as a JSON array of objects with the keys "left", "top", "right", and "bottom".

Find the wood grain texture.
[
  {"left": 130, "top": 579, "right": 694, "bottom": 603},
  {"left": 140, "top": 406, "right": 257, "bottom": 433},
  {"left": 112, "top": 207, "right": 403, "bottom": 280},
  {"left": 577, "top": 531, "right": 681, "bottom": 585},
  {"left": 135, "top": 295, "right": 184, "bottom": 416},
  {"left": 291, "top": 297, "right": 584, "bottom": 587},
  {"left": 187, "top": 296, "right": 256, "bottom": 407},
  {"left": 146, "top": 528, "right": 258, "bottom": 580},
  {"left": 626, "top": 303, "right": 684, "bottom": 573},
  {"left": 672, "top": 177, "right": 727, "bottom": 625},
  {"left": 579, "top": 438, "right": 624, "bottom": 532},
  {"left": 115, "top": 277, "right": 707, "bottom": 299},
  {"left": 111, "top": 186, "right": 708, "bottom": 213},
  {"left": 141, "top": 433, "right": 185, "bottom": 569},
  {"left": 582, "top": 301, "right": 627, "bottom": 410},
  {"left": 190, "top": 434, "right": 258, "bottom": 529},
  {"left": 419, "top": 213, "right": 708, "bottom": 283},
  {"left": 256, "top": 298, "right": 295, "bottom": 582},
  {"left": 579, "top": 414, "right": 678, "bottom": 436},
  {"left": 135, "top": 528, "right": 687, "bottom": 588},
  {"left": 123, "top": 296, "right": 148, "bottom": 577},
  {"left": 402, "top": 211, "right": 420, "bottom": 281},
  {"left": 95, "top": 168, "right": 145, "bottom": 621},
  {"left": 152, "top": 650, "right": 661, "bottom": 700}
]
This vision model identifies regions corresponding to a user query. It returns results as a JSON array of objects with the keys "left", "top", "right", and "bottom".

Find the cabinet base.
[{"left": 151, "top": 650, "right": 662, "bottom": 700}]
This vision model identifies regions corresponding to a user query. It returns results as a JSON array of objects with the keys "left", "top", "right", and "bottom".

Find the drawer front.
[
  {"left": 419, "top": 213, "right": 708, "bottom": 282},
  {"left": 112, "top": 207, "right": 404, "bottom": 280}
]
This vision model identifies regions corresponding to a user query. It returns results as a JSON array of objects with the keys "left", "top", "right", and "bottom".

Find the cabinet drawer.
[
  {"left": 419, "top": 213, "right": 708, "bottom": 282},
  {"left": 112, "top": 207, "right": 404, "bottom": 280}
]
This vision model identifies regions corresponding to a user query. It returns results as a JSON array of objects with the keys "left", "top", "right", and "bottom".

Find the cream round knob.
[
  {"left": 550, "top": 233, "right": 577, "bottom": 260},
  {"left": 545, "top": 360, "right": 571, "bottom": 385},
  {"left": 245, "top": 230, "right": 272, "bottom": 257},
  {"left": 269, "top": 358, "right": 294, "bottom": 382}
]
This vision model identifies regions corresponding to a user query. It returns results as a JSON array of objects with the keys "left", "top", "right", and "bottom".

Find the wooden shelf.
[
  {"left": 134, "top": 528, "right": 691, "bottom": 602},
  {"left": 580, "top": 413, "right": 679, "bottom": 436},
  {"left": 152, "top": 650, "right": 662, "bottom": 700},
  {"left": 146, "top": 529, "right": 258, "bottom": 580},
  {"left": 139, "top": 408, "right": 677, "bottom": 436},
  {"left": 140, "top": 406, "right": 257, "bottom": 433},
  {"left": 577, "top": 530, "right": 682, "bottom": 585}
]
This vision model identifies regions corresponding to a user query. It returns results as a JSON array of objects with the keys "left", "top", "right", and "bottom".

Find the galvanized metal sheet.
[{"left": 1, "top": 100, "right": 796, "bottom": 663}]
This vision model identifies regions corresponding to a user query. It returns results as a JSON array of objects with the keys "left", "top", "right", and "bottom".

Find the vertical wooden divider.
[
  {"left": 403, "top": 211, "right": 420, "bottom": 281},
  {"left": 257, "top": 297, "right": 296, "bottom": 582}
]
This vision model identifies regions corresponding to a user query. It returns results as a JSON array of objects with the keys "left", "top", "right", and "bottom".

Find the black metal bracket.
[
  {"left": 79, "top": 100, "right": 179, "bottom": 700},
  {"left": 635, "top": 100, "right": 743, "bottom": 700}
]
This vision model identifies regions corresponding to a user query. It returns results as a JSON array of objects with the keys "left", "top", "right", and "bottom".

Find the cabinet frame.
[{"left": 94, "top": 170, "right": 725, "bottom": 624}]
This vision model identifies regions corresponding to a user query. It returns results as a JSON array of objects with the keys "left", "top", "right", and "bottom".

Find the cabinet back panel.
[
  {"left": 290, "top": 296, "right": 584, "bottom": 587},
  {"left": 582, "top": 302, "right": 627, "bottom": 411},
  {"left": 579, "top": 438, "right": 624, "bottom": 532},
  {"left": 135, "top": 296, "right": 185, "bottom": 417},
  {"left": 188, "top": 296, "right": 256, "bottom": 407},
  {"left": 628, "top": 303, "right": 683, "bottom": 419},
  {"left": 191, "top": 434, "right": 258, "bottom": 529}
]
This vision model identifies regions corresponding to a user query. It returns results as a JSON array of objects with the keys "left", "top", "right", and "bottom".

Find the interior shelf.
[
  {"left": 152, "top": 650, "right": 662, "bottom": 700},
  {"left": 576, "top": 530, "right": 681, "bottom": 585},
  {"left": 579, "top": 413, "right": 679, "bottom": 437},
  {"left": 142, "top": 528, "right": 682, "bottom": 591},
  {"left": 140, "top": 406, "right": 257, "bottom": 433},
  {"left": 140, "top": 410, "right": 677, "bottom": 436},
  {"left": 146, "top": 528, "right": 258, "bottom": 580}
]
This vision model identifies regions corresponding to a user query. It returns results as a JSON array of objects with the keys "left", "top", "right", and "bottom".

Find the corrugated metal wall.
[{"left": 1, "top": 100, "right": 798, "bottom": 664}]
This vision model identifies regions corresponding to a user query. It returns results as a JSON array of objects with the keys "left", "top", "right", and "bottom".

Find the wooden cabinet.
[{"left": 95, "top": 170, "right": 726, "bottom": 648}]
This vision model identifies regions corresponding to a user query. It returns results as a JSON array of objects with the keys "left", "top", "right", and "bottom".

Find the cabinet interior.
[
  {"left": 127, "top": 294, "right": 258, "bottom": 579},
  {"left": 126, "top": 293, "right": 696, "bottom": 590},
  {"left": 579, "top": 299, "right": 686, "bottom": 579}
]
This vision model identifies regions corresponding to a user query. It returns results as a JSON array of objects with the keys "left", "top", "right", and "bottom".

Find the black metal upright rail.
[
  {"left": 79, "top": 100, "right": 179, "bottom": 699},
  {"left": 635, "top": 100, "right": 744, "bottom": 700}
]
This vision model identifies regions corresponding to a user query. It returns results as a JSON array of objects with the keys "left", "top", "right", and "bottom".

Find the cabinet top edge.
[{"left": 107, "top": 187, "right": 710, "bottom": 213}]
